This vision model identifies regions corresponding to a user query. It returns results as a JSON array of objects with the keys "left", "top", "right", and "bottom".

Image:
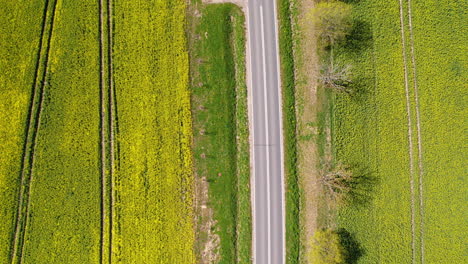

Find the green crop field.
[
  {"left": 320, "top": 0, "right": 467, "bottom": 263},
  {"left": 0, "top": 0, "right": 194, "bottom": 263}
]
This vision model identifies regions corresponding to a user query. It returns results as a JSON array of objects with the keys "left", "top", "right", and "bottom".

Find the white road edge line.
[
  {"left": 272, "top": 0, "right": 286, "bottom": 262},
  {"left": 260, "top": 5, "right": 271, "bottom": 264},
  {"left": 246, "top": 2, "right": 257, "bottom": 263}
]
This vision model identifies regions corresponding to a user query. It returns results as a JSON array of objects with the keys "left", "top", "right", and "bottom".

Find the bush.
[
  {"left": 310, "top": 229, "right": 347, "bottom": 264},
  {"left": 311, "top": 1, "right": 353, "bottom": 46}
]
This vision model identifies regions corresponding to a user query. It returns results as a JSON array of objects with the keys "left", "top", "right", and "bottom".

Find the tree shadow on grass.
[
  {"left": 337, "top": 228, "right": 365, "bottom": 264},
  {"left": 341, "top": 0, "right": 362, "bottom": 4},
  {"left": 347, "top": 74, "right": 373, "bottom": 101},
  {"left": 343, "top": 19, "right": 373, "bottom": 54},
  {"left": 346, "top": 163, "right": 380, "bottom": 207}
]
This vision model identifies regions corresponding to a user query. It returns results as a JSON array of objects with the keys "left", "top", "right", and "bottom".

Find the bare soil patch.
[{"left": 194, "top": 174, "right": 221, "bottom": 264}]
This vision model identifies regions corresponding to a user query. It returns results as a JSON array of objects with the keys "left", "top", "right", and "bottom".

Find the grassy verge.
[
  {"left": 231, "top": 7, "right": 252, "bottom": 263},
  {"left": 189, "top": 3, "right": 251, "bottom": 263},
  {"left": 277, "top": 0, "right": 300, "bottom": 263}
]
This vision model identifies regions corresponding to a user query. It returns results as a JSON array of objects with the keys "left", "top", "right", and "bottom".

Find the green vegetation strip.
[
  {"left": 277, "top": 0, "right": 300, "bottom": 263},
  {"left": 190, "top": 4, "right": 251, "bottom": 263}
]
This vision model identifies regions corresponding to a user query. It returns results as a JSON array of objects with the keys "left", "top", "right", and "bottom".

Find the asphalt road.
[{"left": 247, "top": 0, "right": 285, "bottom": 263}]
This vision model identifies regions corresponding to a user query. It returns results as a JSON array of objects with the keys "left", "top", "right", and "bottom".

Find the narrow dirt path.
[
  {"left": 10, "top": 1, "right": 58, "bottom": 263},
  {"left": 407, "top": 0, "right": 425, "bottom": 262},
  {"left": 398, "top": 1, "right": 417, "bottom": 263}
]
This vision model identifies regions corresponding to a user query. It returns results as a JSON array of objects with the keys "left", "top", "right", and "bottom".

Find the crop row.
[{"left": 404, "top": 0, "right": 466, "bottom": 262}]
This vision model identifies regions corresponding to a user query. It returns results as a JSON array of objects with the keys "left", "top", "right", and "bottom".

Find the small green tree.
[
  {"left": 309, "top": 229, "right": 347, "bottom": 264},
  {"left": 311, "top": 1, "right": 353, "bottom": 46}
]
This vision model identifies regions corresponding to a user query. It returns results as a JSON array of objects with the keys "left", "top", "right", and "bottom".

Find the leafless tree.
[
  {"left": 320, "top": 63, "right": 353, "bottom": 94},
  {"left": 321, "top": 164, "right": 354, "bottom": 204}
]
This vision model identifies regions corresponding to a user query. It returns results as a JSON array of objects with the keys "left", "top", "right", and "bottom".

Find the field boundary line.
[
  {"left": 10, "top": 0, "right": 58, "bottom": 263},
  {"left": 106, "top": 0, "right": 116, "bottom": 262},
  {"left": 407, "top": 0, "right": 425, "bottom": 262},
  {"left": 98, "top": 0, "right": 109, "bottom": 262},
  {"left": 398, "top": 0, "right": 417, "bottom": 263},
  {"left": 99, "top": 0, "right": 116, "bottom": 262}
]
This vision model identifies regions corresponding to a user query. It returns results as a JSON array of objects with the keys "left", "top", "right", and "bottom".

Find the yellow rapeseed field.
[
  {"left": 1, "top": 0, "right": 194, "bottom": 262},
  {"left": 113, "top": 0, "right": 194, "bottom": 262}
]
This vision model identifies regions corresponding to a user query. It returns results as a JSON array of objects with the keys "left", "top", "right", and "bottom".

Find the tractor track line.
[
  {"left": 10, "top": 0, "right": 58, "bottom": 263},
  {"left": 407, "top": 0, "right": 425, "bottom": 262},
  {"left": 98, "top": 0, "right": 108, "bottom": 262},
  {"left": 10, "top": 0, "right": 50, "bottom": 260},
  {"left": 398, "top": 0, "right": 417, "bottom": 263},
  {"left": 99, "top": 0, "right": 116, "bottom": 262},
  {"left": 106, "top": 0, "right": 116, "bottom": 262}
]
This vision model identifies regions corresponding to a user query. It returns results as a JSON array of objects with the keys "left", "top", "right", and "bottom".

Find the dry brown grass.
[{"left": 292, "top": 0, "right": 322, "bottom": 263}]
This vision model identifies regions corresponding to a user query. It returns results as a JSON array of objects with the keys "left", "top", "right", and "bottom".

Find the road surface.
[{"left": 246, "top": 0, "right": 285, "bottom": 263}]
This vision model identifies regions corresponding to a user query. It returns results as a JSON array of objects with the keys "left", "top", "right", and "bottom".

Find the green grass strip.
[{"left": 277, "top": 0, "right": 300, "bottom": 263}]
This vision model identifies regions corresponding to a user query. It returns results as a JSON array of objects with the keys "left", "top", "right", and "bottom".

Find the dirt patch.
[{"left": 194, "top": 174, "right": 221, "bottom": 264}]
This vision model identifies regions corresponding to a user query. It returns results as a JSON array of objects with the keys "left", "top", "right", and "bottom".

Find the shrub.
[
  {"left": 309, "top": 229, "right": 347, "bottom": 264},
  {"left": 311, "top": 1, "right": 353, "bottom": 46}
]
